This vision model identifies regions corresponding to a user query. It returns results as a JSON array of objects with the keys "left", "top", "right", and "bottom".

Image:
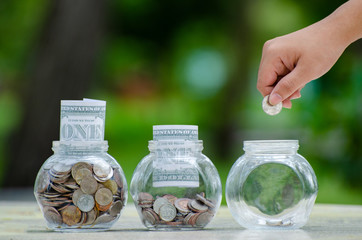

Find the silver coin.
[
  {"left": 43, "top": 206, "right": 63, "bottom": 226},
  {"left": 153, "top": 197, "right": 169, "bottom": 214},
  {"left": 77, "top": 194, "right": 95, "bottom": 212},
  {"left": 262, "top": 95, "right": 282, "bottom": 116},
  {"left": 189, "top": 199, "right": 208, "bottom": 212},
  {"left": 52, "top": 163, "right": 71, "bottom": 174},
  {"left": 72, "top": 189, "right": 84, "bottom": 205},
  {"left": 142, "top": 208, "right": 157, "bottom": 225},
  {"left": 93, "top": 214, "right": 116, "bottom": 224},
  {"left": 159, "top": 204, "right": 176, "bottom": 222},
  {"left": 195, "top": 194, "right": 215, "bottom": 209},
  {"left": 109, "top": 200, "right": 123, "bottom": 217},
  {"left": 195, "top": 211, "right": 213, "bottom": 227},
  {"left": 93, "top": 162, "right": 113, "bottom": 179},
  {"left": 37, "top": 171, "right": 50, "bottom": 193}
]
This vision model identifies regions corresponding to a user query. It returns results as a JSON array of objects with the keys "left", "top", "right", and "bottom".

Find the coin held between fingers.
[{"left": 262, "top": 95, "right": 282, "bottom": 116}]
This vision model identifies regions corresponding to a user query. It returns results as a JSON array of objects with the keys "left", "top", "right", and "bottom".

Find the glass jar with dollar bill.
[
  {"left": 226, "top": 140, "right": 318, "bottom": 229},
  {"left": 130, "top": 125, "right": 222, "bottom": 230},
  {"left": 34, "top": 99, "right": 127, "bottom": 232}
]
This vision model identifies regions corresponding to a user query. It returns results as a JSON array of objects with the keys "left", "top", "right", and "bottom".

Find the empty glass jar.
[
  {"left": 34, "top": 141, "right": 127, "bottom": 232},
  {"left": 130, "top": 125, "right": 222, "bottom": 230},
  {"left": 226, "top": 140, "right": 318, "bottom": 229}
]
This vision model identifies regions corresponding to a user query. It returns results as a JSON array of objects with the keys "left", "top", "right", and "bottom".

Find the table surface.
[{"left": 0, "top": 200, "right": 361, "bottom": 240}]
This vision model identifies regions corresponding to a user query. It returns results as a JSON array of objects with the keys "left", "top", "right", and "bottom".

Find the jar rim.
[
  {"left": 243, "top": 140, "right": 299, "bottom": 151},
  {"left": 52, "top": 140, "right": 109, "bottom": 151}
]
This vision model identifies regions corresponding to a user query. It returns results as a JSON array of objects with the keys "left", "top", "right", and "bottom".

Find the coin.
[
  {"left": 80, "top": 176, "right": 98, "bottom": 195},
  {"left": 195, "top": 194, "right": 215, "bottom": 209},
  {"left": 153, "top": 197, "right": 170, "bottom": 214},
  {"left": 52, "top": 163, "right": 72, "bottom": 175},
  {"left": 84, "top": 208, "right": 97, "bottom": 225},
  {"left": 96, "top": 200, "right": 113, "bottom": 212},
  {"left": 93, "top": 162, "right": 113, "bottom": 179},
  {"left": 72, "top": 189, "right": 84, "bottom": 205},
  {"left": 174, "top": 198, "right": 190, "bottom": 214},
  {"left": 43, "top": 206, "right": 63, "bottom": 226},
  {"left": 189, "top": 199, "right": 208, "bottom": 212},
  {"left": 138, "top": 192, "right": 154, "bottom": 208},
  {"left": 102, "top": 180, "right": 118, "bottom": 195},
  {"left": 262, "top": 95, "right": 282, "bottom": 116},
  {"left": 61, "top": 205, "right": 82, "bottom": 226},
  {"left": 162, "top": 194, "right": 178, "bottom": 204},
  {"left": 109, "top": 200, "right": 123, "bottom": 217},
  {"left": 195, "top": 211, "right": 213, "bottom": 227},
  {"left": 63, "top": 179, "right": 79, "bottom": 190},
  {"left": 58, "top": 203, "right": 71, "bottom": 212},
  {"left": 113, "top": 169, "right": 123, "bottom": 187},
  {"left": 74, "top": 168, "right": 93, "bottom": 185},
  {"left": 95, "top": 188, "right": 113, "bottom": 206},
  {"left": 71, "top": 162, "right": 92, "bottom": 180},
  {"left": 159, "top": 204, "right": 176, "bottom": 222},
  {"left": 37, "top": 171, "right": 50, "bottom": 193},
  {"left": 138, "top": 192, "right": 153, "bottom": 202},
  {"left": 77, "top": 194, "right": 95, "bottom": 212},
  {"left": 50, "top": 182, "right": 72, "bottom": 193},
  {"left": 93, "top": 214, "right": 116, "bottom": 224},
  {"left": 142, "top": 208, "right": 159, "bottom": 225}
]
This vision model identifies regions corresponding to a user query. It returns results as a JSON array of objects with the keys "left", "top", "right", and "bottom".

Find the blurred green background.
[{"left": 0, "top": 0, "right": 361, "bottom": 205}]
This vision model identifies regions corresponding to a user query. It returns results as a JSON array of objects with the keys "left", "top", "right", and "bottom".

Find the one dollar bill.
[{"left": 60, "top": 99, "right": 106, "bottom": 141}]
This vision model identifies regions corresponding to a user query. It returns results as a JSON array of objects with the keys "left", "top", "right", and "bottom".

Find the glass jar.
[
  {"left": 34, "top": 141, "right": 127, "bottom": 232},
  {"left": 226, "top": 140, "right": 318, "bottom": 229},
  {"left": 130, "top": 125, "right": 222, "bottom": 230}
]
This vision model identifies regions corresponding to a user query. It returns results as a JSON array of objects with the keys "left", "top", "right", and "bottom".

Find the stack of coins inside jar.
[
  {"left": 137, "top": 192, "right": 216, "bottom": 228},
  {"left": 35, "top": 161, "right": 125, "bottom": 228}
]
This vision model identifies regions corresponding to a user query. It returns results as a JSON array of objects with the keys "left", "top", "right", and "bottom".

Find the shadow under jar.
[
  {"left": 34, "top": 141, "right": 127, "bottom": 232},
  {"left": 226, "top": 140, "right": 318, "bottom": 229},
  {"left": 130, "top": 125, "right": 222, "bottom": 230}
]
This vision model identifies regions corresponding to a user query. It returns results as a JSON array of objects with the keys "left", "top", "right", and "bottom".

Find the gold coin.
[
  {"left": 102, "top": 180, "right": 118, "bottom": 195},
  {"left": 96, "top": 201, "right": 113, "bottom": 212},
  {"left": 71, "top": 162, "right": 92, "bottom": 180},
  {"left": 61, "top": 205, "right": 81, "bottom": 226},
  {"left": 74, "top": 168, "right": 92, "bottom": 185},
  {"left": 174, "top": 198, "right": 191, "bottom": 214},
  {"left": 80, "top": 176, "right": 98, "bottom": 195},
  {"left": 162, "top": 194, "right": 178, "bottom": 205},
  {"left": 95, "top": 188, "right": 113, "bottom": 206}
]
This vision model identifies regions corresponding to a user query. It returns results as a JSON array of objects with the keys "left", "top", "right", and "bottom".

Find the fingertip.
[
  {"left": 269, "top": 93, "right": 282, "bottom": 106},
  {"left": 283, "top": 100, "right": 292, "bottom": 109}
]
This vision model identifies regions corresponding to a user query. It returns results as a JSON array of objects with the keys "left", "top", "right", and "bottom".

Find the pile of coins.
[
  {"left": 35, "top": 161, "right": 125, "bottom": 228},
  {"left": 137, "top": 192, "right": 215, "bottom": 227}
]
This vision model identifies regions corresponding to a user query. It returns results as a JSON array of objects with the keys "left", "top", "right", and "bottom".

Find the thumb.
[{"left": 269, "top": 66, "right": 307, "bottom": 106}]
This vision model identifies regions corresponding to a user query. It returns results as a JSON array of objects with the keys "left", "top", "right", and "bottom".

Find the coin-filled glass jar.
[
  {"left": 226, "top": 140, "right": 318, "bottom": 229},
  {"left": 130, "top": 125, "right": 222, "bottom": 230},
  {"left": 34, "top": 141, "right": 127, "bottom": 232}
]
